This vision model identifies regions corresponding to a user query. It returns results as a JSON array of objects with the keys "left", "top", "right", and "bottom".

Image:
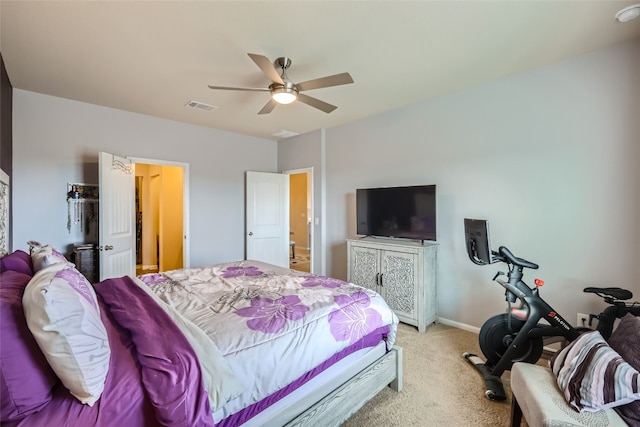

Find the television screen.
[
  {"left": 463, "top": 218, "right": 494, "bottom": 265},
  {"left": 356, "top": 185, "right": 436, "bottom": 241}
]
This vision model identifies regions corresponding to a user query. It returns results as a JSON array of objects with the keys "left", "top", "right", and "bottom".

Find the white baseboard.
[{"left": 437, "top": 317, "right": 480, "bottom": 334}]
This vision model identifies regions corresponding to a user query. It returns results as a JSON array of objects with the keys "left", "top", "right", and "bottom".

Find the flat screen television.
[{"left": 356, "top": 185, "right": 436, "bottom": 241}]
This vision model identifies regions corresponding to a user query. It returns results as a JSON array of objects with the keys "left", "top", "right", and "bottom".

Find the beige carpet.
[
  {"left": 290, "top": 252, "right": 310, "bottom": 273},
  {"left": 342, "top": 322, "right": 517, "bottom": 426}
]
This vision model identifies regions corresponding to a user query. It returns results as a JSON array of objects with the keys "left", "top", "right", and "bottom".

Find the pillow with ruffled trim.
[{"left": 28, "top": 241, "right": 69, "bottom": 273}]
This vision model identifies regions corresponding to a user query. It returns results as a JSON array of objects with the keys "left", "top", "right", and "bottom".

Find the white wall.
[
  {"left": 320, "top": 41, "right": 640, "bottom": 329},
  {"left": 12, "top": 41, "right": 640, "bottom": 330},
  {"left": 12, "top": 90, "right": 277, "bottom": 267}
]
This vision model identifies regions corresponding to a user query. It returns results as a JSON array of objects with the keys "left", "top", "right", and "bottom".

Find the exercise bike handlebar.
[{"left": 496, "top": 246, "right": 539, "bottom": 270}]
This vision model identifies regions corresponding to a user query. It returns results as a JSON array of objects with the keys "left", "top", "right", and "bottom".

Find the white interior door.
[
  {"left": 246, "top": 171, "right": 289, "bottom": 268},
  {"left": 99, "top": 152, "right": 135, "bottom": 280}
]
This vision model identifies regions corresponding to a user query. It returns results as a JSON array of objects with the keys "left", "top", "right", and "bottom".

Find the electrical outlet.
[{"left": 577, "top": 313, "right": 590, "bottom": 327}]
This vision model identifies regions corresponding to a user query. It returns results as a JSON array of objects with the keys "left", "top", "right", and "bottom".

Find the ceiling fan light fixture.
[
  {"left": 270, "top": 84, "right": 298, "bottom": 104},
  {"left": 272, "top": 91, "right": 297, "bottom": 104},
  {"left": 269, "top": 82, "right": 298, "bottom": 104}
]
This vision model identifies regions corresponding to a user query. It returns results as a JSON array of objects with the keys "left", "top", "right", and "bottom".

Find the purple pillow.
[
  {"left": 0, "top": 270, "right": 59, "bottom": 422},
  {"left": 608, "top": 313, "right": 640, "bottom": 424},
  {"left": 0, "top": 250, "right": 34, "bottom": 276}
]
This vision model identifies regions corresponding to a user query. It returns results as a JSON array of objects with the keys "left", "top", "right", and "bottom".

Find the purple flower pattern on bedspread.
[
  {"left": 301, "top": 275, "right": 347, "bottom": 289},
  {"left": 221, "top": 266, "right": 263, "bottom": 278},
  {"left": 328, "top": 291, "right": 383, "bottom": 344},
  {"left": 136, "top": 260, "right": 398, "bottom": 423},
  {"left": 148, "top": 262, "right": 395, "bottom": 361},
  {"left": 137, "top": 273, "right": 167, "bottom": 286},
  {"left": 235, "top": 295, "right": 310, "bottom": 333}
]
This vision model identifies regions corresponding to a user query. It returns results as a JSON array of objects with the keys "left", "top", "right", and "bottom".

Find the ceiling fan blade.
[
  {"left": 296, "top": 93, "right": 337, "bottom": 113},
  {"left": 248, "top": 53, "right": 284, "bottom": 85},
  {"left": 258, "top": 99, "right": 278, "bottom": 115},
  {"left": 208, "top": 85, "right": 269, "bottom": 92},
  {"left": 296, "top": 73, "right": 354, "bottom": 92}
]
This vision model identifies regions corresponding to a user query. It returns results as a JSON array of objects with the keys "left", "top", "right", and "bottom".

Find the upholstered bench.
[{"left": 510, "top": 362, "right": 627, "bottom": 427}]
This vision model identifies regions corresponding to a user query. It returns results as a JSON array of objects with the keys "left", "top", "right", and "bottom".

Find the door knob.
[
  {"left": 105, "top": 245, "right": 114, "bottom": 251},
  {"left": 248, "top": 232, "right": 253, "bottom": 236}
]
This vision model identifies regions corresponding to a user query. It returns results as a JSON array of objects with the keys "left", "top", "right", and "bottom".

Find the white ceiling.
[{"left": 2, "top": 1, "right": 640, "bottom": 141}]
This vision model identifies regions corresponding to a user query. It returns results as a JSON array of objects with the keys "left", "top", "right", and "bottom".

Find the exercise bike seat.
[
  {"left": 583, "top": 287, "right": 633, "bottom": 301},
  {"left": 498, "top": 247, "right": 538, "bottom": 270}
]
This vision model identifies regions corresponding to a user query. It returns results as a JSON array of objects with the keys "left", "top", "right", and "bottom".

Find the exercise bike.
[
  {"left": 582, "top": 287, "right": 640, "bottom": 340},
  {"left": 461, "top": 219, "right": 639, "bottom": 401}
]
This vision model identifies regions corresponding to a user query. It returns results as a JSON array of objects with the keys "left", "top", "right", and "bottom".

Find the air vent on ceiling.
[
  {"left": 184, "top": 100, "right": 217, "bottom": 112},
  {"left": 272, "top": 130, "right": 299, "bottom": 139}
]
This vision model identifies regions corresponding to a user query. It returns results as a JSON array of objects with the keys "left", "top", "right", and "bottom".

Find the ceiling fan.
[{"left": 208, "top": 53, "right": 354, "bottom": 115}]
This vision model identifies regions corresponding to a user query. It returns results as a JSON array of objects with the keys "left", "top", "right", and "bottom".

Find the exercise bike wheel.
[{"left": 479, "top": 313, "right": 543, "bottom": 369}]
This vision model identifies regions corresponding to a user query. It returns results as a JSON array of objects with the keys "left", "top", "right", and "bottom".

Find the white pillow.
[
  {"left": 22, "top": 263, "right": 110, "bottom": 406},
  {"left": 28, "top": 241, "right": 69, "bottom": 272}
]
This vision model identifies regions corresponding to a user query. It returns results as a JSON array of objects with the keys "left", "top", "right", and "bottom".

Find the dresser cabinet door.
[
  {"left": 380, "top": 250, "right": 417, "bottom": 319},
  {"left": 347, "top": 238, "right": 437, "bottom": 333},
  {"left": 350, "top": 245, "right": 380, "bottom": 291}
]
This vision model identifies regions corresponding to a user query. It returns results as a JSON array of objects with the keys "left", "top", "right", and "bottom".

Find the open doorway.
[
  {"left": 134, "top": 161, "right": 187, "bottom": 275},
  {"left": 287, "top": 169, "right": 312, "bottom": 273}
]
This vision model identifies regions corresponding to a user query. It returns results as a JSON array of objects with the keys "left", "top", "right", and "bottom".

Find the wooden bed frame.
[{"left": 287, "top": 345, "right": 403, "bottom": 426}]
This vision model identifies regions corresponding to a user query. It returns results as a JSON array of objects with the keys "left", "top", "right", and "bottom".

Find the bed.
[{"left": 0, "top": 245, "right": 402, "bottom": 426}]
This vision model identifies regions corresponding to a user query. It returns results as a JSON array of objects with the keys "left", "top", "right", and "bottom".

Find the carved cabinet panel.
[
  {"left": 351, "top": 246, "right": 379, "bottom": 291},
  {"left": 348, "top": 238, "right": 437, "bottom": 333},
  {"left": 381, "top": 250, "right": 417, "bottom": 317}
]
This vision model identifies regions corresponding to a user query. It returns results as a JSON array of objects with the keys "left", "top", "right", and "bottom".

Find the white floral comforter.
[{"left": 138, "top": 260, "right": 398, "bottom": 422}]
